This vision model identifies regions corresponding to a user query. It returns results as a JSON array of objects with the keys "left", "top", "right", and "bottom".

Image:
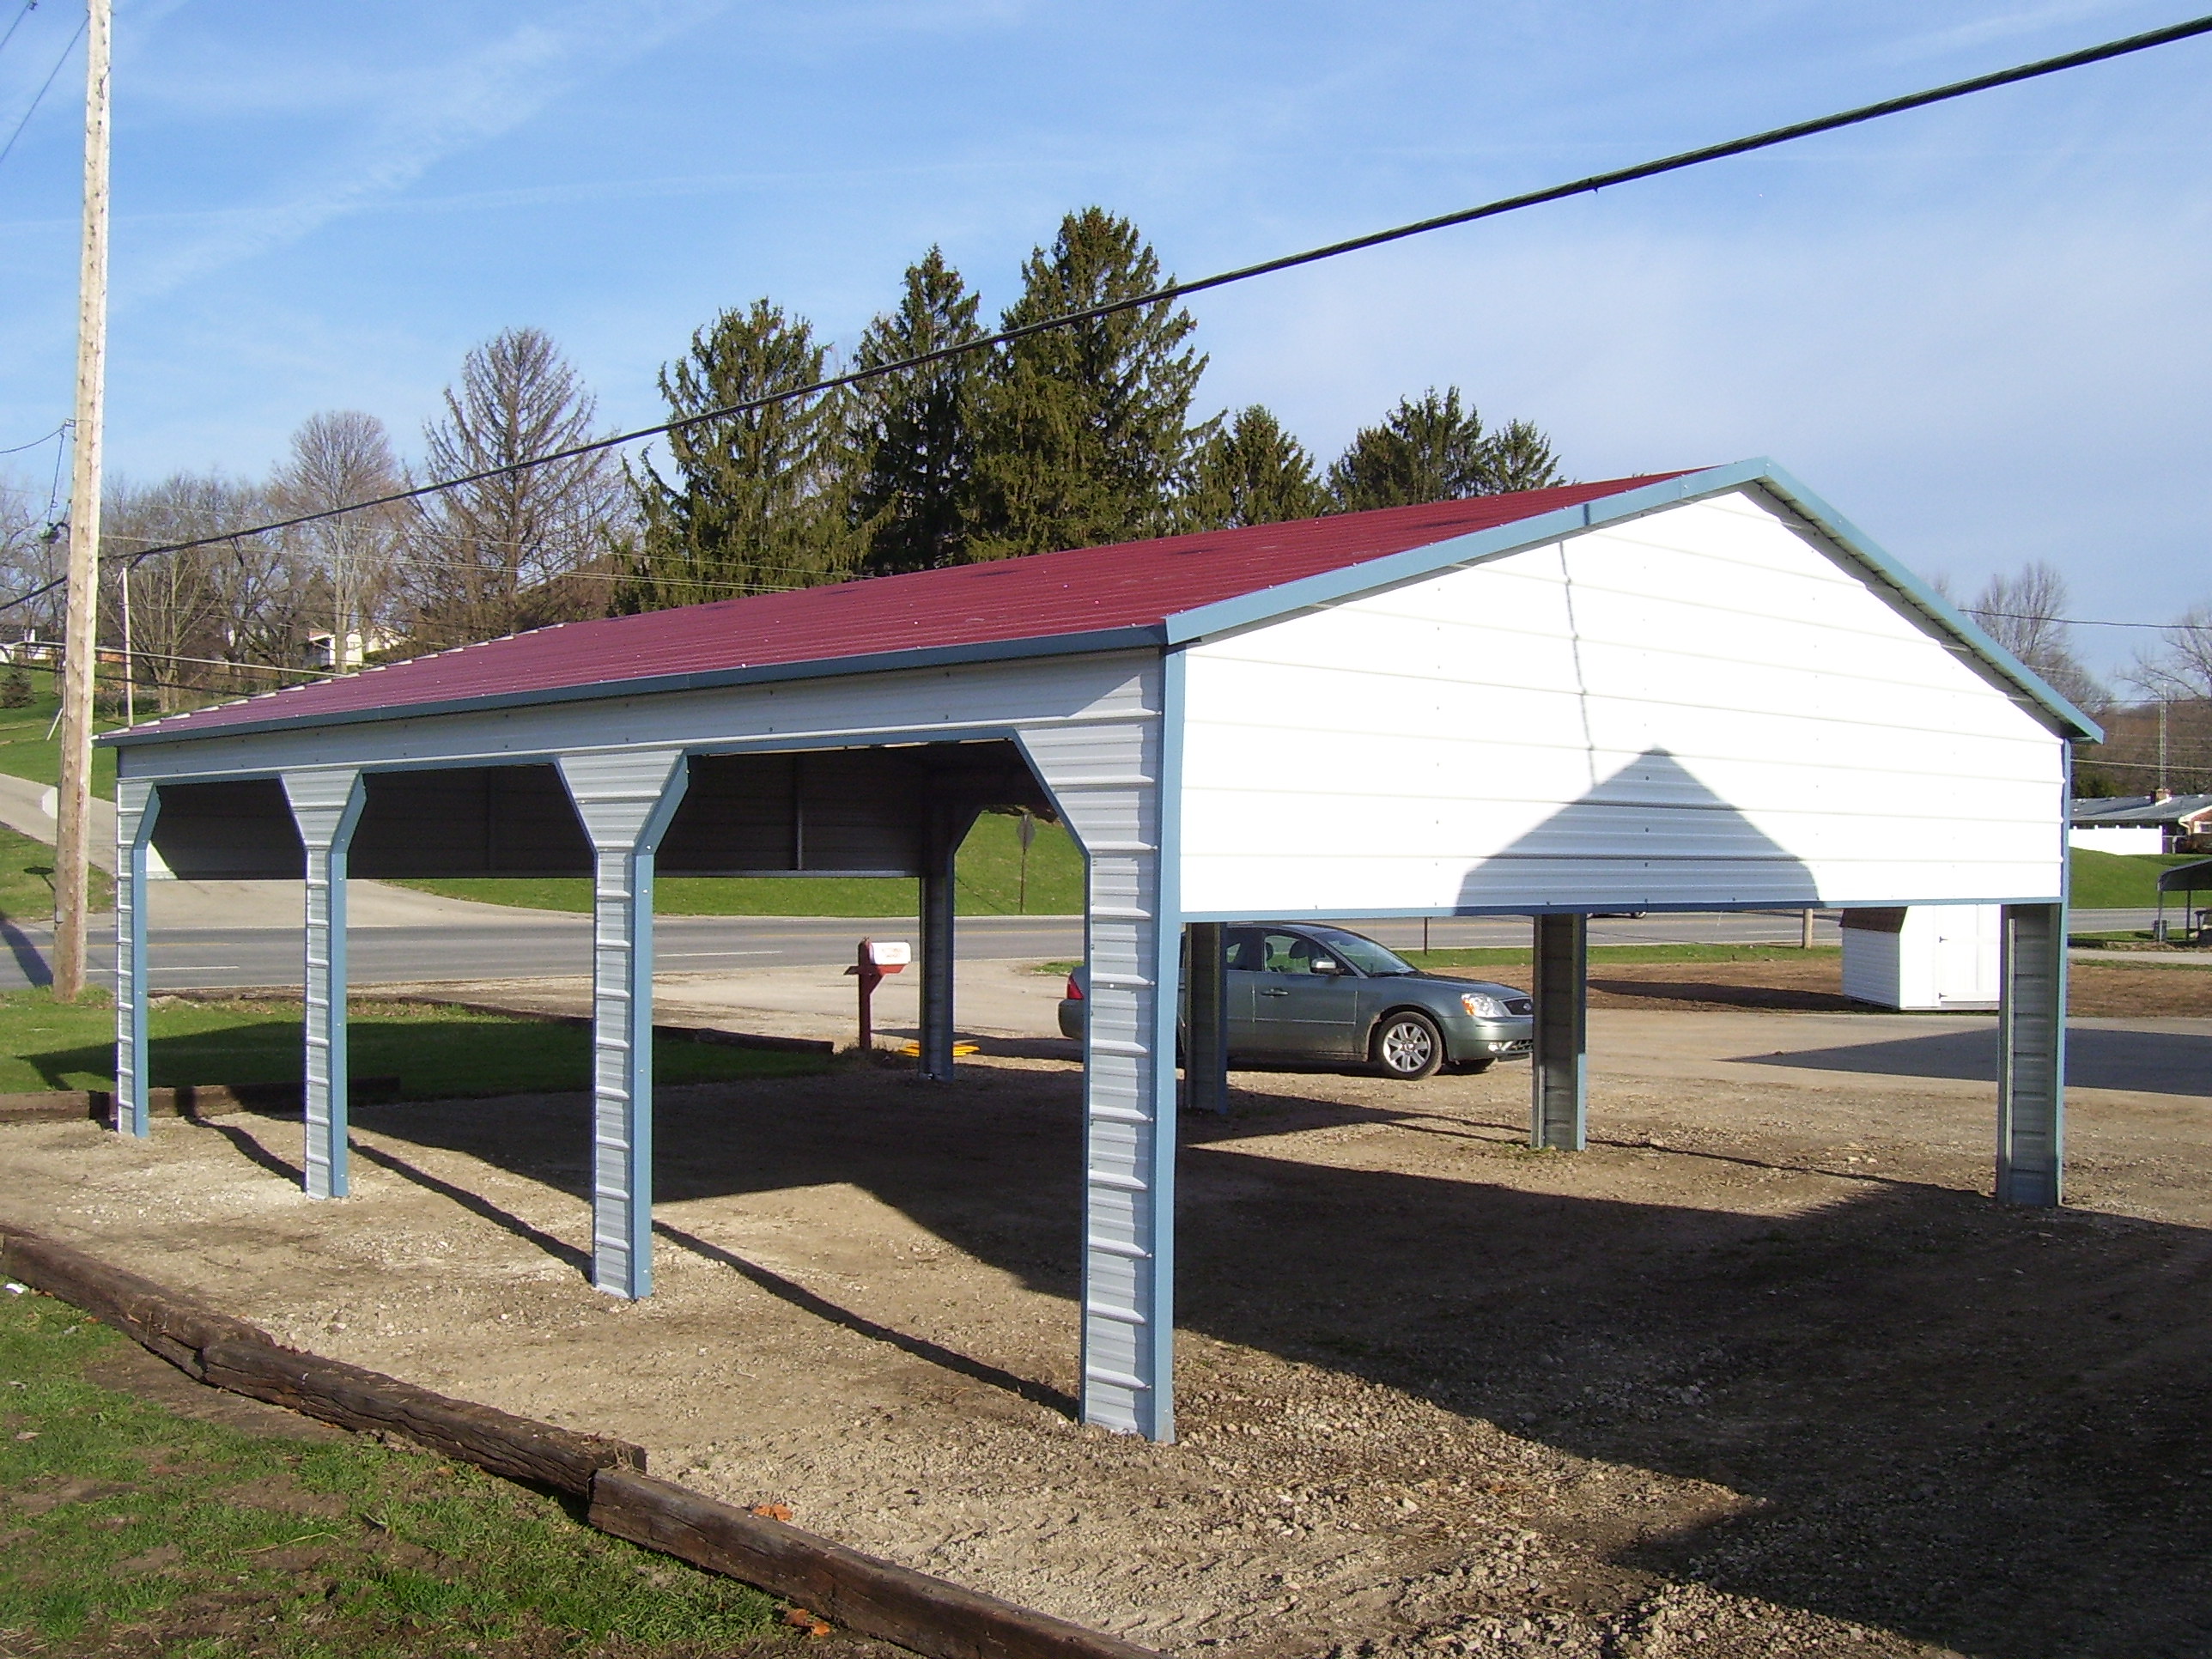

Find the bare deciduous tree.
[
  {"left": 1950, "top": 562, "right": 2105, "bottom": 713},
  {"left": 274, "top": 411, "right": 403, "bottom": 671},
  {"left": 102, "top": 474, "right": 299, "bottom": 709},
  {"left": 404, "top": 328, "right": 629, "bottom": 649}
]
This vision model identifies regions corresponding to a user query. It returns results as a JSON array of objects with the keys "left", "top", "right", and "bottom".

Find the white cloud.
[{"left": 121, "top": 0, "right": 730, "bottom": 298}]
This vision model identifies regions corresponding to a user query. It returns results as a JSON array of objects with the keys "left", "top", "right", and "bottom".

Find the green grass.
[
  {"left": 0, "top": 988, "right": 825, "bottom": 1096},
  {"left": 0, "top": 820, "right": 110, "bottom": 920},
  {"left": 397, "top": 807, "right": 1087, "bottom": 918},
  {"left": 2069, "top": 848, "right": 2208, "bottom": 908},
  {"left": 0, "top": 1286, "right": 787, "bottom": 1655},
  {"left": 0, "top": 683, "right": 118, "bottom": 801}
]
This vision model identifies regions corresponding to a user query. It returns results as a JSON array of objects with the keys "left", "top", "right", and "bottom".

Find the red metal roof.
[{"left": 124, "top": 474, "right": 1687, "bottom": 740}]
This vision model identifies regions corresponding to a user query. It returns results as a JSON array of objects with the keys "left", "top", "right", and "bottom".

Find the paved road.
[{"left": 3, "top": 905, "right": 2148, "bottom": 994}]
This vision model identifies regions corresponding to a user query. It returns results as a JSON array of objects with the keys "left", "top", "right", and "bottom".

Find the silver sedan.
[{"left": 1058, "top": 922, "right": 1534, "bottom": 1080}]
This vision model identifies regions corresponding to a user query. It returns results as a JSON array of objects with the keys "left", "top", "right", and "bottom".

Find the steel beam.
[
  {"left": 283, "top": 768, "right": 368, "bottom": 1199},
  {"left": 916, "top": 804, "right": 968, "bottom": 1082},
  {"left": 557, "top": 750, "right": 690, "bottom": 1299},
  {"left": 1996, "top": 901, "right": 2066, "bottom": 1206},
  {"left": 1185, "top": 921, "right": 1229, "bottom": 1117},
  {"left": 1532, "top": 912, "right": 1588, "bottom": 1152},
  {"left": 112, "top": 778, "right": 160, "bottom": 1139}
]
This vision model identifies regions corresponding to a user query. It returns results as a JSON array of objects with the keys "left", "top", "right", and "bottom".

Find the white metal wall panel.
[
  {"left": 2069, "top": 825, "right": 2162, "bottom": 855},
  {"left": 1179, "top": 491, "right": 2069, "bottom": 916},
  {"left": 112, "top": 653, "right": 1158, "bottom": 784}
]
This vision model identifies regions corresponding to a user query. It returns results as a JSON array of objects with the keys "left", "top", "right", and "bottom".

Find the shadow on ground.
[
  {"left": 204, "top": 1063, "right": 2212, "bottom": 1659},
  {"left": 1734, "top": 1023, "right": 2212, "bottom": 1098}
]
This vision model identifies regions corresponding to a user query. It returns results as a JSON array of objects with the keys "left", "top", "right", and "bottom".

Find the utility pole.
[{"left": 54, "top": 0, "right": 110, "bottom": 1004}]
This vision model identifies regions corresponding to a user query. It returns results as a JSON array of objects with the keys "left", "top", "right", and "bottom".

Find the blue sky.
[{"left": 0, "top": 1, "right": 2207, "bottom": 677}]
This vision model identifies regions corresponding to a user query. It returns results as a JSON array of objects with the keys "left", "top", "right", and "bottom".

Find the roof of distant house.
[{"left": 2070, "top": 793, "right": 2212, "bottom": 827}]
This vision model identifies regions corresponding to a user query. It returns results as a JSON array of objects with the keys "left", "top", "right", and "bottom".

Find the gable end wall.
[{"left": 1176, "top": 489, "right": 2068, "bottom": 917}]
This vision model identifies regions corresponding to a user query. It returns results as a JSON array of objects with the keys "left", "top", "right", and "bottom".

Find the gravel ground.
[{"left": 1, "top": 1002, "right": 2208, "bottom": 1658}]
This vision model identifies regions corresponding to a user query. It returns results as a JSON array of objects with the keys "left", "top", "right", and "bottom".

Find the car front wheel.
[{"left": 1373, "top": 1011, "right": 1445, "bottom": 1080}]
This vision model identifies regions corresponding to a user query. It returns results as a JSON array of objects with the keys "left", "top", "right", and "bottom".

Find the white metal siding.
[
  {"left": 1178, "top": 490, "right": 2069, "bottom": 916},
  {"left": 2069, "top": 824, "right": 2162, "bottom": 855}
]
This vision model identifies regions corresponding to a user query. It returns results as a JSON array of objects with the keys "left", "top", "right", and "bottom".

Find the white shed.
[
  {"left": 97, "top": 459, "right": 2096, "bottom": 1442},
  {"left": 1840, "top": 905, "right": 2003, "bottom": 1010}
]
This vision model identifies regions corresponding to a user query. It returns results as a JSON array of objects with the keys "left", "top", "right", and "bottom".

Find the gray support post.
[
  {"left": 1185, "top": 921, "right": 1229, "bottom": 1117},
  {"left": 557, "top": 750, "right": 690, "bottom": 1299},
  {"left": 1017, "top": 663, "right": 1179, "bottom": 1442},
  {"left": 283, "top": 768, "right": 368, "bottom": 1199},
  {"left": 915, "top": 805, "right": 965, "bottom": 1082},
  {"left": 112, "top": 778, "right": 160, "bottom": 1138},
  {"left": 1996, "top": 902, "right": 2066, "bottom": 1206},
  {"left": 1531, "top": 912, "right": 1588, "bottom": 1152}
]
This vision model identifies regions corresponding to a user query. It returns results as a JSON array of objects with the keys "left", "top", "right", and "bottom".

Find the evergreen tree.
[
  {"left": 1176, "top": 405, "right": 1328, "bottom": 530},
  {"left": 967, "top": 208, "right": 1208, "bottom": 559},
  {"left": 1483, "top": 418, "right": 1565, "bottom": 494},
  {"left": 624, "top": 300, "right": 856, "bottom": 611},
  {"left": 848, "top": 248, "right": 983, "bottom": 574},
  {"left": 1327, "top": 386, "right": 1561, "bottom": 511}
]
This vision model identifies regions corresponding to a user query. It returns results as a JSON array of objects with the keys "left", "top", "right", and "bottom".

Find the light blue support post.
[
  {"left": 1996, "top": 902, "right": 2066, "bottom": 1206},
  {"left": 1532, "top": 913, "right": 1588, "bottom": 1152},
  {"left": 283, "top": 769, "right": 368, "bottom": 1199},
  {"left": 1018, "top": 659, "right": 1180, "bottom": 1441},
  {"left": 113, "top": 779, "right": 161, "bottom": 1138},
  {"left": 556, "top": 750, "right": 690, "bottom": 1300}
]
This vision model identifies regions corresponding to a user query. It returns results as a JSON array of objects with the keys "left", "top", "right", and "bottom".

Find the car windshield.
[{"left": 1306, "top": 927, "right": 1416, "bottom": 977}]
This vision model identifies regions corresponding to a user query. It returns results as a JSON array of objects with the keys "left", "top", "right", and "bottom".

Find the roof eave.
[
  {"left": 98, "top": 623, "right": 1168, "bottom": 750},
  {"left": 1161, "top": 460, "right": 2104, "bottom": 744}
]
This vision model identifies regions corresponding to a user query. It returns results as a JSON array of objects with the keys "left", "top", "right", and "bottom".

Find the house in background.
[
  {"left": 2069, "top": 792, "right": 2212, "bottom": 854},
  {"left": 304, "top": 629, "right": 399, "bottom": 672}
]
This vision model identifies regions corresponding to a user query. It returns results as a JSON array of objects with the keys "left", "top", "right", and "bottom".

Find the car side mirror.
[{"left": 1310, "top": 957, "right": 1340, "bottom": 975}]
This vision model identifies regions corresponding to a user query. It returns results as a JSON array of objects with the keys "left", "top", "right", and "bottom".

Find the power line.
[
  {"left": 0, "top": 9, "right": 82, "bottom": 171},
  {"left": 1970, "top": 608, "right": 2194, "bottom": 633},
  {"left": 0, "top": 420, "right": 68, "bottom": 456},
  {"left": 82, "top": 10, "right": 2212, "bottom": 574},
  {"left": 0, "top": 1, "right": 38, "bottom": 64}
]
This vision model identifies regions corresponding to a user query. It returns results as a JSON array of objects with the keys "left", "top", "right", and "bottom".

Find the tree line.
[{"left": 0, "top": 206, "right": 1563, "bottom": 714}]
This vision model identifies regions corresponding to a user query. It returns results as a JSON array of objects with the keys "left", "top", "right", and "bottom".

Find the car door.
[{"left": 1247, "top": 930, "right": 1361, "bottom": 1057}]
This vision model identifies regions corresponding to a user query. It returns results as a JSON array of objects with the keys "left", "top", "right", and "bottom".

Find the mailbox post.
[{"left": 844, "top": 937, "right": 910, "bottom": 1053}]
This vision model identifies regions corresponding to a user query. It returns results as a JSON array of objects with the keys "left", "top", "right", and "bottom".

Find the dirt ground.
[
  {"left": 1565, "top": 957, "right": 2212, "bottom": 1018},
  {"left": 3, "top": 1006, "right": 2209, "bottom": 1659}
]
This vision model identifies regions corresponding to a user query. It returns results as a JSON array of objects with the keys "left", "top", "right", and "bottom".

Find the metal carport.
[{"left": 98, "top": 460, "right": 2098, "bottom": 1443}]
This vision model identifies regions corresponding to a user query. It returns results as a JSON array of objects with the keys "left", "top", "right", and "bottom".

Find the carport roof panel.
[{"left": 106, "top": 474, "right": 1685, "bottom": 744}]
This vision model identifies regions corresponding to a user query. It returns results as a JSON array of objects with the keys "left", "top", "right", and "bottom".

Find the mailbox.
[{"left": 866, "top": 939, "right": 912, "bottom": 972}]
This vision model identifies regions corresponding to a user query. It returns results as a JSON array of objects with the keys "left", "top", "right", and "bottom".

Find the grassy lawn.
[
  {"left": 398, "top": 808, "right": 1085, "bottom": 918},
  {"left": 0, "top": 683, "right": 118, "bottom": 801},
  {"left": 0, "top": 1286, "right": 789, "bottom": 1656},
  {"left": 2069, "top": 848, "right": 2207, "bottom": 908},
  {"left": 0, "top": 989, "right": 825, "bottom": 1096},
  {"left": 0, "top": 822, "right": 110, "bottom": 921}
]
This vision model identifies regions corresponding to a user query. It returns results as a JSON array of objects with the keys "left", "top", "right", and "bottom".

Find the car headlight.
[{"left": 1461, "top": 992, "right": 1509, "bottom": 1018}]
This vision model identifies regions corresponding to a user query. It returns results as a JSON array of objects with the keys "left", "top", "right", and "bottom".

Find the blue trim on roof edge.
[{"left": 1162, "top": 459, "right": 2101, "bottom": 744}]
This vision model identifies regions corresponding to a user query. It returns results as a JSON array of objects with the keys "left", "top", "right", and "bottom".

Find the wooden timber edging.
[
  {"left": 0, "top": 1225, "right": 642, "bottom": 1490},
  {"left": 0, "top": 1078, "right": 405, "bottom": 1127},
  {"left": 0, "top": 1224, "right": 1163, "bottom": 1659}
]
